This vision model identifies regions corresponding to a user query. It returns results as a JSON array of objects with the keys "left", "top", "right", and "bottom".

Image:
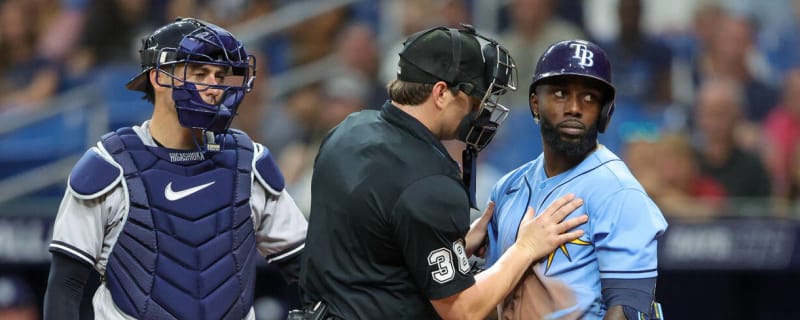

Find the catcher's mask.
[{"left": 127, "top": 17, "right": 256, "bottom": 151}]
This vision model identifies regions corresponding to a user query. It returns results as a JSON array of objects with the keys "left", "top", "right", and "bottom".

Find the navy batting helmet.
[{"left": 529, "top": 39, "right": 615, "bottom": 133}]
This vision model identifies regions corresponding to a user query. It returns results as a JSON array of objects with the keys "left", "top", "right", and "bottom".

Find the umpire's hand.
[{"left": 515, "top": 194, "right": 587, "bottom": 260}]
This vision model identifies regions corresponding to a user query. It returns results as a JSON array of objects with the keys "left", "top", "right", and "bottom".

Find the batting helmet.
[
  {"left": 529, "top": 39, "right": 615, "bottom": 133},
  {"left": 127, "top": 17, "right": 256, "bottom": 135}
]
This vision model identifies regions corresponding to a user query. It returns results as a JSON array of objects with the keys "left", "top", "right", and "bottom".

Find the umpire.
[{"left": 298, "top": 25, "right": 588, "bottom": 319}]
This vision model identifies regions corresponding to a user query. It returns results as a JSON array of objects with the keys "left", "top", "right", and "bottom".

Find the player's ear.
[
  {"left": 148, "top": 69, "right": 159, "bottom": 87},
  {"left": 530, "top": 92, "right": 540, "bottom": 116},
  {"left": 149, "top": 69, "right": 167, "bottom": 94}
]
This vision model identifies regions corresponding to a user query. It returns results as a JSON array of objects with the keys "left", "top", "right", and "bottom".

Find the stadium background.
[{"left": 1, "top": 0, "right": 799, "bottom": 319}]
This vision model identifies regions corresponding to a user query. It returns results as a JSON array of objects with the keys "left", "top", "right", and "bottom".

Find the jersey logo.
[
  {"left": 545, "top": 238, "right": 592, "bottom": 274},
  {"left": 505, "top": 187, "right": 520, "bottom": 195},
  {"left": 164, "top": 181, "right": 215, "bottom": 201}
]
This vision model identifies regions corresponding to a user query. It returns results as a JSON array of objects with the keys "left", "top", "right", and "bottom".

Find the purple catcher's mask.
[
  {"left": 154, "top": 22, "right": 256, "bottom": 137},
  {"left": 126, "top": 18, "right": 256, "bottom": 151}
]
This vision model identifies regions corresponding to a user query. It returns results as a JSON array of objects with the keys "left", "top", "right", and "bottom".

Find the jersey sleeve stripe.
[
  {"left": 600, "top": 270, "right": 659, "bottom": 279},
  {"left": 266, "top": 243, "right": 304, "bottom": 264},
  {"left": 600, "top": 268, "right": 658, "bottom": 274},
  {"left": 50, "top": 241, "right": 96, "bottom": 266}
]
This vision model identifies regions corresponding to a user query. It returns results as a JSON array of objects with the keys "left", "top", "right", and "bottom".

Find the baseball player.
[
  {"left": 43, "top": 18, "right": 307, "bottom": 320},
  {"left": 485, "top": 40, "right": 668, "bottom": 319}
]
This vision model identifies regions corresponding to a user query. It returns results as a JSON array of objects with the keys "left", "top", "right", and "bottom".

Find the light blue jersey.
[{"left": 486, "top": 146, "right": 668, "bottom": 319}]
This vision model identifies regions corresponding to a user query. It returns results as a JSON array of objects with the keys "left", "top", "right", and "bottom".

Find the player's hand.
[
  {"left": 465, "top": 201, "right": 494, "bottom": 257},
  {"left": 515, "top": 193, "right": 587, "bottom": 260}
]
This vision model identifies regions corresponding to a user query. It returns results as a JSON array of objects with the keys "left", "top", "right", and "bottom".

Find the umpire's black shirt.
[{"left": 300, "top": 101, "right": 476, "bottom": 319}]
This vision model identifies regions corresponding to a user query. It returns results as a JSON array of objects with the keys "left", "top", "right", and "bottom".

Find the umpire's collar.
[{"left": 380, "top": 101, "right": 455, "bottom": 163}]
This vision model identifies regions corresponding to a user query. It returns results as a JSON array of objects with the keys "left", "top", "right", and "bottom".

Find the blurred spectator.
[
  {"left": 171, "top": 0, "right": 276, "bottom": 28},
  {"left": 80, "top": 0, "right": 163, "bottom": 66},
  {"left": 651, "top": 133, "right": 727, "bottom": 220},
  {"left": 269, "top": 83, "right": 323, "bottom": 177},
  {"left": 37, "top": 0, "right": 88, "bottom": 62},
  {"left": 787, "top": 142, "right": 800, "bottom": 217},
  {"left": 758, "top": 0, "right": 800, "bottom": 81},
  {"left": 694, "top": 13, "right": 778, "bottom": 123},
  {"left": 317, "top": 73, "right": 369, "bottom": 133},
  {"left": 692, "top": 77, "right": 772, "bottom": 215},
  {"left": 727, "top": 0, "right": 798, "bottom": 82},
  {"left": 602, "top": 0, "right": 674, "bottom": 106},
  {"left": 378, "top": 0, "right": 470, "bottom": 85},
  {"left": 0, "top": 276, "right": 38, "bottom": 320},
  {"left": 497, "top": 0, "right": 585, "bottom": 109},
  {"left": 597, "top": 0, "right": 687, "bottom": 156},
  {"left": 56, "top": 0, "right": 165, "bottom": 92},
  {"left": 286, "top": 6, "right": 350, "bottom": 67},
  {"left": 0, "top": 0, "right": 60, "bottom": 112},
  {"left": 763, "top": 69, "right": 800, "bottom": 212},
  {"left": 439, "top": 0, "right": 471, "bottom": 28},
  {"left": 668, "top": 1, "right": 725, "bottom": 106},
  {"left": 333, "top": 22, "right": 387, "bottom": 109},
  {"left": 553, "top": 0, "right": 585, "bottom": 31}
]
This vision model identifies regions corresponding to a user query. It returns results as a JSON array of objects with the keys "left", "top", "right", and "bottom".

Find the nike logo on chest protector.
[{"left": 164, "top": 181, "right": 216, "bottom": 201}]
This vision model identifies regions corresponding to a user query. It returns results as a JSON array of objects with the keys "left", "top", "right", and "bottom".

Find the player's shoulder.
[
  {"left": 67, "top": 143, "right": 123, "bottom": 199},
  {"left": 252, "top": 142, "right": 285, "bottom": 196},
  {"left": 586, "top": 147, "right": 643, "bottom": 191}
]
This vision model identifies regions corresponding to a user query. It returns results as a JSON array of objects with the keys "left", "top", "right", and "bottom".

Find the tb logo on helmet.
[{"left": 569, "top": 43, "right": 594, "bottom": 68}]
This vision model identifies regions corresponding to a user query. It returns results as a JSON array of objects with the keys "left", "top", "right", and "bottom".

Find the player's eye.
[
  {"left": 584, "top": 94, "right": 593, "bottom": 102},
  {"left": 554, "top": 90, "right": 564, "bottom": 98}
]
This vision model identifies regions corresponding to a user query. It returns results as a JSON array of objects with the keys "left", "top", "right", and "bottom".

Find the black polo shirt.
[{"left": 300, "top": 101, "right": 476, "bottom": 319}]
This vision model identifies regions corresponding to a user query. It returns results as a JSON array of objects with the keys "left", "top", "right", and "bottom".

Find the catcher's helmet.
[
  {"left": 529, "top": 39, "right": 615, "bottom": 133},
  {"left": 127, "top": 17, "right": 256, "bottom": 135}
]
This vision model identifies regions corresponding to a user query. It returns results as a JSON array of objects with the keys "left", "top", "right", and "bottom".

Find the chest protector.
[{"left": 102, "top": 127, "right": 257, "bottom": 320}]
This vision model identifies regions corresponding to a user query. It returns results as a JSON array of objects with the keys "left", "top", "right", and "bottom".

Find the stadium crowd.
[{"left": 4, "top": 0, "right": 798, "bottom": 219}]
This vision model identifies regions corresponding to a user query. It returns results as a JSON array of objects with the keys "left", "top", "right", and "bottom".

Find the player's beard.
[{"left": 539, "top": 114, "right": 598, "bottom": 158}]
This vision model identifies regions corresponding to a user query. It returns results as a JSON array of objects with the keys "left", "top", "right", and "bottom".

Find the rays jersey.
[
  {"left": 485, "top": 146, "right": 667, "bottom": 319},
  {"left": 49, "top": 121, "right": 307, "bottom": 320}
]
